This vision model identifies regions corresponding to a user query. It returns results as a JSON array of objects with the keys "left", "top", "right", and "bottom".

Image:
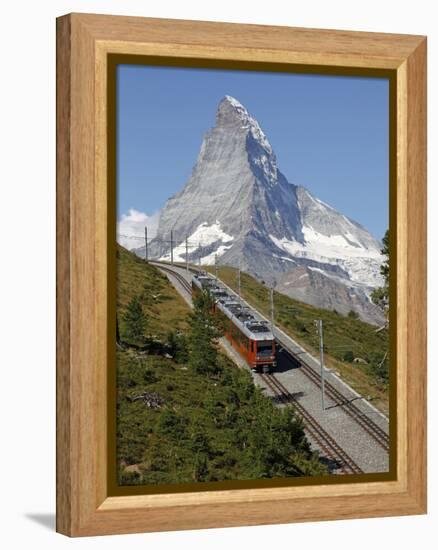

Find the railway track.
[
  {"left": 151, "top": 261, "right": 388, "bottom": 463},
  {"left": 151, "top": 262, "right": 193, "bottom": 295},
  {"left": 259, "top": 373, "right": 364, "bottom": 475},
  {"left": 184, "top": 268, "right": 389, "bottom": 449},
  {"left": 276, "top": 336, "right": 390, "bottom": 452}
]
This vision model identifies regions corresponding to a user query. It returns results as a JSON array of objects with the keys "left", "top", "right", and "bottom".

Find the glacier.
[{"left": 134, "top": 95, "right": 386, "bottom": 325}]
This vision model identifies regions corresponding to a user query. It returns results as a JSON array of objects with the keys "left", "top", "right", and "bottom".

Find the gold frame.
[{"left": 56, "top": 13, "right": 427, "bottom": 536}]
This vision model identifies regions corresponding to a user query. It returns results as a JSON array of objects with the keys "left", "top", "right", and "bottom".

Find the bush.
[
  {"left": 143, "top": 368, "right": 157, "bottom": 385},
  {"left": 166, "top": 330, "right": 189, "bottom": 363},
  {"left": 123, "top": 295, "right": 147, "bottom": 345},
  {"left": 188, "top": 291, "right": 222, "bottom": 376},
  {"left": 118, "top": 469, "right": 141, "bottom": 485},
  {"left": 295, "top": 320, "right": 308, "bottom": 333},
  {"left": 366, "top": 352, "right": 389, "bottom": 385}
]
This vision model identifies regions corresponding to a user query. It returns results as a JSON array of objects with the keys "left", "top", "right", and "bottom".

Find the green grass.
[
  {"left": 116, "top": 246, "right": 328, "bottom": 485},
  {"left": 117, "top": 245, "right": 189, "bottom": 339},
  {"left": 205, "top": 266, "right": 390, "bottom": 414}
]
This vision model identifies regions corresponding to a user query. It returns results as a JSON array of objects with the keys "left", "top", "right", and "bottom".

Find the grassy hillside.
[
  {"left": 116, "top": 246, "right": 327, "bottom": 485},
  {"left": 117, "top": 245, "right": 189, "bottom": 338},
  {"left": 205, "top": 266, "right": 389, "bottom": 414}
]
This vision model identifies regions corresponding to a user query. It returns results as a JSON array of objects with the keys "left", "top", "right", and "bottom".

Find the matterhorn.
[{"left": 138, "top": 95, "right": 384, "bottom": 324}]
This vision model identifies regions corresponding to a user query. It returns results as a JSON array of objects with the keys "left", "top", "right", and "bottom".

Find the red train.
[{"left": 192, "top": 274, "right": 276, "bottom": 373}]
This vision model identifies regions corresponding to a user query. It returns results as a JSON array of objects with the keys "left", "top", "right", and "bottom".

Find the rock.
[
  {"left": 128, "top": 392, "right": 165, "bottom": 408},
  {"left": 133, "top": 96, "right": 385, "bottom": 325}
]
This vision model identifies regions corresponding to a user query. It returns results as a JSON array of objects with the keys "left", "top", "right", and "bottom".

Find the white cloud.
[{"left": 117, "top": 209, "right": 160, "bottom": 251}]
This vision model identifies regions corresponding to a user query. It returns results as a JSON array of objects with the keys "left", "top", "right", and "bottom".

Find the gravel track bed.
[{"left": 266, "top": 368, "right": 388, "bottom": 473}]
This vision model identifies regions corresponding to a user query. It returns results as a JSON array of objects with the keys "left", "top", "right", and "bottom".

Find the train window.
[{"left": 257, "top": 342, "right": 273, "bottom": 355}]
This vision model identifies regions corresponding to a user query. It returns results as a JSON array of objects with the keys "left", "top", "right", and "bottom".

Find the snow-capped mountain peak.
[
  {"left": 217, "top": 95, "right": 274, "bottom": 156},
  {"left": 134, "top": 96, "right": 385, "bottom": 325}
]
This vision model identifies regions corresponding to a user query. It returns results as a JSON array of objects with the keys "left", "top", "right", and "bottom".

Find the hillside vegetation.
[
  {"left": 117, "top": 245, "right": 190, "bottom": 338},
  {"left": 116, "top": 246, "right": 327, "bottom": 485},
  {"left": 205, "top": 266, "right": 389, "bottom": 414}
]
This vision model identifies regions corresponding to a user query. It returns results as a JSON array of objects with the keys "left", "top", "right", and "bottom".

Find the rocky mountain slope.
[{"left": 135, "top": 95, "right": 385, "bottom": 324}]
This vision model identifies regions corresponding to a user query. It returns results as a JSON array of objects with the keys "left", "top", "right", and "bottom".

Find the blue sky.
[{"left": 117, "top": 65, "right": 389, "bottom": 241}]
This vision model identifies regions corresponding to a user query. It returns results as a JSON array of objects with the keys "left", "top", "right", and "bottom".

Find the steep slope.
[
  {"left": 116, "top": 244, "right": 327, "bottom": 484},
  {"left": 117, "top": 244, "right": 190, "bottom": 337},
  {"left": 272, "top": 187, "right": 385, "bottom": 323},
  {"left": 135, "top": 95, "right": 385, "bottom": 324},
  {"left": 147, "top": 95, "right": 303, "bottom": 260}
]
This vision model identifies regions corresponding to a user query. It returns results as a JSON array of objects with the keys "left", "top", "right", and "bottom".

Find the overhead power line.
[{"left": 117, "top": 234, "right": 203, "bottom": 247}]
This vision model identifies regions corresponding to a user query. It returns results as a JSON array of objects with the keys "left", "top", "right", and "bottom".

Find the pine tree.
[
  {"left": 123, "top": 295, "right": 147, "bottom": 345},
  {"left": 380, "top": 229, "right": 390, "bottom": 282},
  {"left": 371, "top": 229, "right": 390, "bottom": 313},
  {"left": 188, "top": 291, "right": 222, "bottom": 376}
]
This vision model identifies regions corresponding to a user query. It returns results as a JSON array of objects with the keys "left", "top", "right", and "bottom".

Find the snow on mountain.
[
  {"left": 159, "top": 221, "right": 234, "bottom": 264},
  {"left": 270, "top": 225, "right": 383, "bottom": 289},
  {"left": 134, "top": 95, "right": 385, "bottom": 325}
]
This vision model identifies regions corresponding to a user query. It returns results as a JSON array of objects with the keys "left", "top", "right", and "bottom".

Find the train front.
[{"left": 248, "top": 325, "right": 276, "bottom": 373}]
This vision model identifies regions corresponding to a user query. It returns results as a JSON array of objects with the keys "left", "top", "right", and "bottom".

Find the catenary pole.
[
  {"left": 185, "top": 237, "right": 189, "bottom": 273},
  {"left": 317, "top": 319, "right": 326, "bottom": 411},
  {"left": 170, "top": 230, "right": 174, "bottom": 265},
  {"left": 215, "top": 254, "right": 218, "bottom": 279},
  {"left": 270, "top": 286, "right": 274, "bottom": 330},
  {"left": 144, "top": 226, "right": 148, "bottom": 262}
]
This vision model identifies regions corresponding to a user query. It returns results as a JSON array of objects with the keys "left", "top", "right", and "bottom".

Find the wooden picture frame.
[{"left": 56, "top": 13, "right": 427, "bottom": 536}]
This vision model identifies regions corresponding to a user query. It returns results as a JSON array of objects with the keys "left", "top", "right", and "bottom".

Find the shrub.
[
  {"left": 123, "top": 295, "right": 147, "bottom": 345},
  {"left": 166, "top": 330, "right": 189, "bottom": 363},
  {"left": 188, "top": 291, "right": 222, "bottom": 376}
]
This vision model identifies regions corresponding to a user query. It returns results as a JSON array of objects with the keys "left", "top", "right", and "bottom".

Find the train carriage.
[{"left": 192, "top": 274, "right": 276, "bottom": 372}]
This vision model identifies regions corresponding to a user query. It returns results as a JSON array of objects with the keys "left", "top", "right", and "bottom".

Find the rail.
[
  {"left": 150, "top": 261, "right": 389, "bottom": 454},
  {"left": 259, "top": 373, "right": 364, "bottom": 475},
  {"left": 150, "top": 262, "right": 193, "bottom": 295},
  {"left": 280, "top": 346, "right": 390, "bottom": 452}
]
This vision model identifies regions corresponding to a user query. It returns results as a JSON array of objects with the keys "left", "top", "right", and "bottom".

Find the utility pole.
[
  {"left": 270, "top": 286, "right": 274, "bottom": 330},
  {"left": 215, "top": 254, "right": 218, "bottom": 279},
  {"left": 185, "top": 237, "right": 189, "bottom": 273},
  {"left": 170, "top": 230, "right": 174, "bottom": 265},
  {"left": 144, "top": 226, "right": 148, "bottom": 262},
  {"left": 315, "top": 319, "right": 326, "bottom": 411},
  {"left": 237, "top": 262, "right": 241, "bottom": 302},
  {"left": 198, "top": 240, "right": 202, "bottom": 268}
]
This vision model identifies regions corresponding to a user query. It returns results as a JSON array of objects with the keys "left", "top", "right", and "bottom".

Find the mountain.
[{"left": 136, "top": 95, "right": 385, "bottom": 325}]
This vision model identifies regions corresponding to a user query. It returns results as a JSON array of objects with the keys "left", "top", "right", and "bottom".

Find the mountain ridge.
[{"left": 134, "top": 95, "right": 385, "bottom": 325}]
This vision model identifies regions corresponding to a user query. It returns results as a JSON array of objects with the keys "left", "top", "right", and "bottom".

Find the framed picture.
[{"left": 56, "top": 13, "right": 427, "bottom": 536}]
